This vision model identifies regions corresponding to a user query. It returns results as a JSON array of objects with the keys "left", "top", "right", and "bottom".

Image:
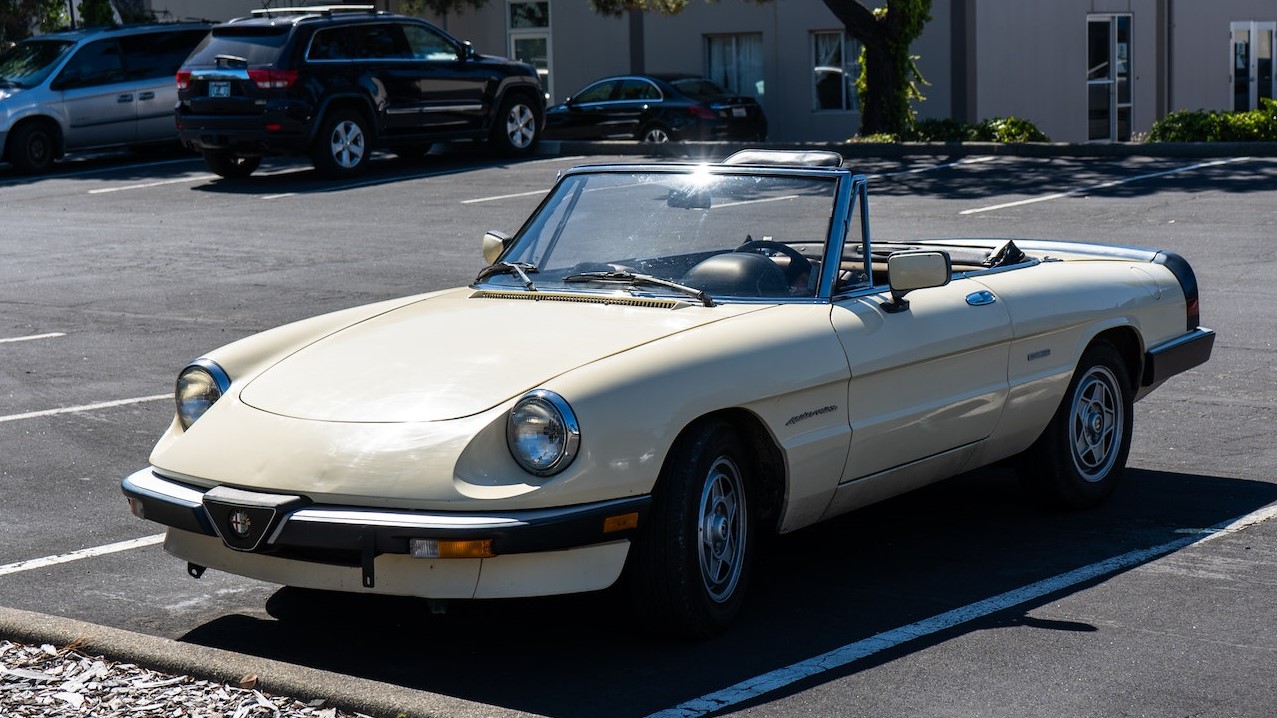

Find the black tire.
[
  {"left": 7, "top": 121, "right": 57, "bottom": 174},
  {"left": 202, "top": 150, "right": 261, "bottom": 179},
  {"left": 1017, "top": 341, "right": 1134, "bottom": 509},
  {"left": 311, "top": 108, "right": 371, "bottom": 177},
  {"left": 630, "top": 419, "right": 754, "bottom": 639},
  {"left": 490, "top": 94, "right": 540, "bottom": 155},
  {"left": 639, "top": 123, "right": 673, "bottom": 144}
]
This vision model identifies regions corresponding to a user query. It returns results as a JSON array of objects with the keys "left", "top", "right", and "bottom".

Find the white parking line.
[
  {"left": 88, "top": 175, "right": 218, "bottom": 194},
  {"left": 647, "top": 501, "right": 1277, "bottom": 718},
  {"left": 0, "top": 534, "right": 165, "bottom": 578},
  {"left": 461, "top": 188, "right": 549, "bottom": 204},
  {"left": 0, "top": 332, "right": 65, "bottom": 344},
  {"left": 869, "top": 155, "right": 997, "bottom": 179},
  {"left": 0, "top": 395, "right": 169, "bottom": 424},
  {"left": 959, "top": 156, "right": 1253, "bottom": 215}
]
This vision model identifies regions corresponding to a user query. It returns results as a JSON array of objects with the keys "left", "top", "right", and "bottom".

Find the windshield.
[
  {"left": 485, "top": 169, "right": 839, "bottom": 301},
  {"left": 0, "top": 39, "right": 75, "bottom": 88}
]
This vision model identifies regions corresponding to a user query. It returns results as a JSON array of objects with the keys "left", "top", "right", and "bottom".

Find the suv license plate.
[
  {"left": 731, "top": 107, "right": 747, "bottom": 118},
  {"left": 209, "top": 81, "right": 230, "bottom": 98}
]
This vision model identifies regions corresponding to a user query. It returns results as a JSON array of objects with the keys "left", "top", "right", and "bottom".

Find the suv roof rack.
[{"left": 250, "top": 5, "right": 377, "bottom": 18}]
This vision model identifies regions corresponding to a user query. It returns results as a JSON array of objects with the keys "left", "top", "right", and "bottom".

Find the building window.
[
  {"left": 1086, "top": 14, "right": 1131, "bottom": 142},
  {"left": 705, "top": 33, "right": 764, "bottom": 101},
  {"left": 508, "top": 1, "right": 551, "bottom": 101},
  {"left": 812, "top": 31, "right": 858, "bottom": 111},
  {"left": 1231, "top": 21, "right": 1276, "bottom": 112}
]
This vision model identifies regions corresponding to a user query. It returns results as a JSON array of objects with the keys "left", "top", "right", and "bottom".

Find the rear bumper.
[
  {"left": 177, "top": 112, "right": 311, "bottom": 154},
  {"left": 122, "top": 467, "right": 649, "bottom": 592},
  {"left": 1142, "top": 327, "right": 1215, "bottom": 387}
]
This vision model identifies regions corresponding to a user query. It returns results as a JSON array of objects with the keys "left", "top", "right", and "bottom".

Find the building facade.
[{"left": 153, "top": 1, "right": 1276, "bottom": 143}]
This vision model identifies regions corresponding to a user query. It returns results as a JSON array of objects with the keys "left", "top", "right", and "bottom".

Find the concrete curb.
[
  {"left": 541, "top": 139, "right": 1277, "bottom": 160},
  {"left": 0, "top": 606, "right": 542, "bottom": 718}
]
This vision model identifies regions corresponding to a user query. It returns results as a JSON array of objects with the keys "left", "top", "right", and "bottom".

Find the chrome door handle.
[
  {"left": 117, "top": 94, "right": 133, "bottom": 102},
  {"left": 138, "top": 91, "right": 155, "bottom": 100},
  {"left": 966, "top": 290, "right": 997, "bottom": 306}
]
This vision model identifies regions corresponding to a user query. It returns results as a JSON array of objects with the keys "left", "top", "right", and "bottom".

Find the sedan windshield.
[
  {"left": 486, "top": 169, "right": 838, "bottom": 301},
  {"left": 0, "top": 40, "right": 74, "bottom": 88}
]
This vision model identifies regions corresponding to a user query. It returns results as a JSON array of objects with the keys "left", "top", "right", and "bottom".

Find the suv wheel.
[
  {"left": 491, "top": 95, "right": 539, "bottom": 155},
  {"left": 202, "top": 151, "right": 261, "bottom": 179},
  {"left": 312, "top": 109, "right": 370, "bottom": 177},
  {"left": 8, "top": 121, "right": 58, "bottom": 174}
]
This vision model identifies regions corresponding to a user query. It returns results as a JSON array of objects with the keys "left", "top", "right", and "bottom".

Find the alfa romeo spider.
[{"left": 122, "top": 150, "right": 1214, "bottom": 637}]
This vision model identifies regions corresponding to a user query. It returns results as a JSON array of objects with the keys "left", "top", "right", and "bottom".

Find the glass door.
[
  {"left": 508, "top": 1, "right": 552, "bottom": 102},
  {"left": 1087, "top": 15, "right": 1132, "bottom": 142},
  {"left": 1232, "top": 21, "right": 1275, "bottom": 111}
]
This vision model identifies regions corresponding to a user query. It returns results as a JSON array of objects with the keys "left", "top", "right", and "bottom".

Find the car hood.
[{"left": 238, "top": 289, "right": 767, "bottom": 423}]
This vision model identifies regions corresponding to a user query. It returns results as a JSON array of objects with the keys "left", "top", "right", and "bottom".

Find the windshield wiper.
[
  {"left": 563, "top": 270, "right": 714, "bottom": 307},
  {"left": 475, "top": 261, "right": 539, "bottom": 290}
]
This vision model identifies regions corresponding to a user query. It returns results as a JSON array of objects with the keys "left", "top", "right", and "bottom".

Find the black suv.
[{"left": 175, "top": 6, "right": 544, "bottom": 178}]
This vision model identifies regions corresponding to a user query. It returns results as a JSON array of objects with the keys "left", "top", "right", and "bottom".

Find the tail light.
[
  {"left": 688, "top": 105, "right": 717, "bottom": 120},
  {"left": 176, "top": 70, "right": 191, "bottom": 91},
  {"left": 247, "top": 69, "right": 299, "bottom": 90}
]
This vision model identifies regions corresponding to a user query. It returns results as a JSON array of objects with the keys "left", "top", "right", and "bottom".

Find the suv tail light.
[
  {"left": 248, "top": 69, "right": 299, "bottom": 90},
  {"left": 688, "top": 105, "right": 717, "bottom": 120},
  {"left": 176, "top": 70, "right": 191, "bottom": 91}
]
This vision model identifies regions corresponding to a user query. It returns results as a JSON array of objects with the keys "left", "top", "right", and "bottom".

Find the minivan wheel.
[
  {"left": 8, "top": 121, "right": 57, "bottom": 174},
  {"left": 202, "top": 150, "right": 261, "bottom": 179},
  {"left": 312, "top": 109, "right": 370, "bottom": 177},
  {"left": 491, "top": 95, "right": 539, "bottom": 155}
]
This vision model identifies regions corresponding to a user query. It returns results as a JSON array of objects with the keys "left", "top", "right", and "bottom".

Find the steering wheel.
[{"left": 735, "top": 238, "right": 812, "bottom": 284}]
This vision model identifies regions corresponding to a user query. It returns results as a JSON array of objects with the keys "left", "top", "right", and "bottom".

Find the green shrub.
[
  {"left": 1148, "top": 99, "right": 1277, "bottom": 141},
  {"left": 900, "top": 116, "right": 1049, "bottom": 143}
]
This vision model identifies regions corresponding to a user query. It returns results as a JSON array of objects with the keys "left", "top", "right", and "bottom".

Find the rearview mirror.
[
  {"left": 884, "top": 250, "right": 951, "bottom": 313},
  {"left": 482, "top": 230, "right": 512, "bottom": 265}
]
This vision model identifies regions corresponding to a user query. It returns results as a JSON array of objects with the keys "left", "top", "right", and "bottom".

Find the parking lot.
[{"left": 2, "top": 146, "right": 1276, "bottom": 718}]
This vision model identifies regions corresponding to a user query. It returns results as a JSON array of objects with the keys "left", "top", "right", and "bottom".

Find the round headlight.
[
  {"left": 175, "top": 361, "right": 229, "bottom": 430},
  {"left": 506, "top": 390, "right": 580, "bottom": 476}
]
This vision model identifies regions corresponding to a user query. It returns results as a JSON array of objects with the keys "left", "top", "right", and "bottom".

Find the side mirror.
[
  {"left": 482, "top": 230, "right": 513, "bottom": 265},
  {"left": 461, "top": 41, "right": 476, "bottom": 60},
  {"left": 883, "top": 250, "right": 951, "bottom": 313}
]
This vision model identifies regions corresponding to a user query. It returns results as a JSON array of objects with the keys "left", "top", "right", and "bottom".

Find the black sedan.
[{"left": 543, "top": 74, "right": 767, "bottom": 143}]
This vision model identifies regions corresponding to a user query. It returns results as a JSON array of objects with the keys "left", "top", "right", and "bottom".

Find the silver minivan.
[{"left": 0, "top": 22, "right": 210, "bottom": 174}]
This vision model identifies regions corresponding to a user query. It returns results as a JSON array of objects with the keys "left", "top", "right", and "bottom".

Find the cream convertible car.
[{"left": 123, "top": 150, "right": 1214, "bottom": 637}]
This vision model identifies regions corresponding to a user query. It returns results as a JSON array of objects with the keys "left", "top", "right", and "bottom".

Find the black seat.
[{"left": 682, "top": 252, "right": 790, "bottom": 297}]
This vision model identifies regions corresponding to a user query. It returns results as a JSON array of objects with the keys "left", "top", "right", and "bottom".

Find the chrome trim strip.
[{"left": 125, "top": 468, "right": 205, "bottom": 507}]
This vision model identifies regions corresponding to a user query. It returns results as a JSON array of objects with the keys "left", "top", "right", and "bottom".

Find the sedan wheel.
[
  {"left": 640, "top": 124, "right": 672, "bottom": 144},
  {"left": 630, "top": 419, "right": 754, "bottom": 638},
  {"left": 1018, "top": 340, "right": 1134, "bottom": 508}
]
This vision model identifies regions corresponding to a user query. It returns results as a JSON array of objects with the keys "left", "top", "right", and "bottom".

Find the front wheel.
[
  {"left": 1018, "top": 341, "right": 1134, "bottom": 508},
  {"left": 202, "top": 150, "right": 261, "bottom": 179},
  {"left": 7, "top": 121, "right": 57, "bottom": 174},
  {"left": 629, "top": 419, "right": 754, "bottom": 638},
  {"left": 491, "top": 95, "right": 540, "bottom": 155},
  {"left": 311, "top": 109, "right": 370, "bottom": 177}
]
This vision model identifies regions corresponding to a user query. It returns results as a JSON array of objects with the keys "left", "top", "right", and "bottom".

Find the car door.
[
  {"left": 393, "top": 23, "right": 489, "bottom": 133},
  {"left": 51, "top": 38, "right": 136, "bottom": 149},
  {"left": 549, "top": 79, "right": 620, "bottom": 139},
  {"left": 609, "top": 78, "right": 661, "bottom": 138},
  {"left": 119, "top": 29, "right": 209, "bottom": 144},
  {"left": 830, "top": 275, "right": 1013, "bottom": 487}
]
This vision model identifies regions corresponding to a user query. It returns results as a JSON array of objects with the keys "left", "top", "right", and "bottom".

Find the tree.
[
  {"left": 0, "top": 0, "right": 66, "bottom": 43},
  {"left": 586, "top": 0, "right": 931, "bottom": 137}
]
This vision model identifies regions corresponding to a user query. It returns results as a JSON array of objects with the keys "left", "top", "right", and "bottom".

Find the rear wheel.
[
  {"left": 1018, "top": 341, "right": 1134, "bottom": 508},
  {"left": 311, "top": 109, "right": 370, "bottom": 177},
  {"left": 202, "top": 150, "right": 261, "bottom": 179},
  {"left": 7, "top": 121, "right": 57, "bottom": 174},
  {"left": 639, "top": 123, "right": 672, "bottom": 144},
  {"left": 630, "top": 419, "right": 754, "bottom": 638},
  {"left": 490, "top": 95, "right": 539, "bottom": 155}
]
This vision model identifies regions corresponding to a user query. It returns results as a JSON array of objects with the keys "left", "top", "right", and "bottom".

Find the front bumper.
[{"left": 122, "top": 467, "right": 649, "bottom": 593}]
